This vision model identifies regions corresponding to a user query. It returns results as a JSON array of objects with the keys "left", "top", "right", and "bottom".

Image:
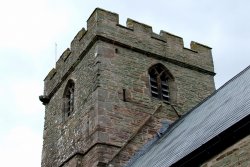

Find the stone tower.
[{"left": 40, "top": 8, "right": 215, "bottom": 167}]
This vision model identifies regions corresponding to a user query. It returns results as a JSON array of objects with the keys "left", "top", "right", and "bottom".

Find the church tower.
[{"left": 40, "top": 8, "right": 215, "bottom": 167}]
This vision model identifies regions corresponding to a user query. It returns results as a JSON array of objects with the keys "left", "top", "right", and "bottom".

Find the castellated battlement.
[{"left": 44, "top": 8, "right": 215, "bottom": 97}]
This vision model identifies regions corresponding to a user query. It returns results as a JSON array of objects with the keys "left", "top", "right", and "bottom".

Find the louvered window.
[
  {"left": 149, "top": 64, "right": 170, "bottom": 103},
  {"left": 63, "top": 80, "right": 75, "bottom": 118}
]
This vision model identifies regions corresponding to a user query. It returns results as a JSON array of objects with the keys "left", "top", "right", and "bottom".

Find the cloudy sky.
[{"left": 0, "top": 0, "right": 249, "bottom": 166}]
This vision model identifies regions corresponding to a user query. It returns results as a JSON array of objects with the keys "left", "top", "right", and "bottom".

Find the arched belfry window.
[
  {"left": 149, "top": 64, "right": 173, "bottom": 103},
  {"left": 63, "top": 80, "right": 75, "bottom": 118}
]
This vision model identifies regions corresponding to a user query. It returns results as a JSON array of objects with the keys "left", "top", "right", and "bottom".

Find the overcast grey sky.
[{"left": 0, "top": 0, "right": 249, "bottom": 166}]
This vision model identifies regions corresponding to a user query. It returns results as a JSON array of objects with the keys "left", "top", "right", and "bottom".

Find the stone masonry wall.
[
  {"left": 42, "top": 42, "right": 100, "bottom": 166},
  {"left": 201, "top": 135, "right": 250, "bottom": 167},
  {"left": 41, "top": 8, "right": 216, "bottom": 167},
  {"left": 93, "top": 40, "right": 215, "bottom": 166}
]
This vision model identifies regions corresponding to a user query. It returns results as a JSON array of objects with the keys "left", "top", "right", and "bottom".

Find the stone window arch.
[
  {"left": 63, "top": 79, "right": 75, "bottom": 118},
  {"left": 148, "top": 64, "right": 175, "bottom": 103}
]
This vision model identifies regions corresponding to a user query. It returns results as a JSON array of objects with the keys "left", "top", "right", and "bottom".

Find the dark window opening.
[
  {"left": 123, "top": 88, "right": 126, "bottom": 102},
  {"left": 115, "top": 48, "right": 119, "bottom": 54},
  {"left": 149, "top": 64, "right": 171, "bottom": 103},
  {"left": 63, "top": 80, "right": 75, "bottom": 118}
]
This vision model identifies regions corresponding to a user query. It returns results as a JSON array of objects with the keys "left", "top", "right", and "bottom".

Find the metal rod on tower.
[{"left": 55, "top": 43, "right": 57, "bottom": 67}]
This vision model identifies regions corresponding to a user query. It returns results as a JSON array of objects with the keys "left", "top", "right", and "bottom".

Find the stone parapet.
[{"left": 44, "top": 8, "right": 215, "bottom": 98}]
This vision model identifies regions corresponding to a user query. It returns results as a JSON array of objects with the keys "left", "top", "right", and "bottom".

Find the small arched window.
[
  {"left": 63, "top": 80, "right": 75, "bottom": 118},
  {"left": 149, "top": 64, "right": 173, "bottom": 103}
]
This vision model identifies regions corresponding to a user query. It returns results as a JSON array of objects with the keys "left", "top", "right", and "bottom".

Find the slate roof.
[{"left": 128, "top": 66, "right": 250, "bottom": 167}]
